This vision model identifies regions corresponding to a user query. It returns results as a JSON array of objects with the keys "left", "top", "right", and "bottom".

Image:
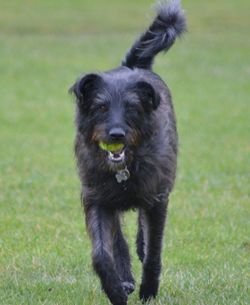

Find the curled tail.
[{"left": 122, "top": 0, "right": 186, "bottom": 70}]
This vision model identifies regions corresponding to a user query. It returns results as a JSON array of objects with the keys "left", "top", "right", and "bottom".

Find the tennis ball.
[{"left": 99, "top": 142, "right": 124, "bottom": 152}]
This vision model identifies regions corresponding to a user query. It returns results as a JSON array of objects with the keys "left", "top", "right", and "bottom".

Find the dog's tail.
[{"left": 122, "top": 0, "right": 186, "bottom": 70}]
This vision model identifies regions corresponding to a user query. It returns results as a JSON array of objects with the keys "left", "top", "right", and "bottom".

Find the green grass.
[{"left": 0, "top": 0, "right": 249, "bottom": 304}]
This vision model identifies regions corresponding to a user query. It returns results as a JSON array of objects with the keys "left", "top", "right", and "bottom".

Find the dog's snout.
[{"left": 109, "top": 127, "right": 125, "bottom": 140}]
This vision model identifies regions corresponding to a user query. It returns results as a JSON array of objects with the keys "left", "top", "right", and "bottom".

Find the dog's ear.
[
  {"left": 69, "top": 73, "right": 102, "bottom": 110},
  {"left": 134, "top": 81, "right": 160, "bottom": 112}
]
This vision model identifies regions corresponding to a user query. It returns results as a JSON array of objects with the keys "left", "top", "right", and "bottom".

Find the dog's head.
[{"left": 70, "top": 68, "right": 160, "bottom": 171}]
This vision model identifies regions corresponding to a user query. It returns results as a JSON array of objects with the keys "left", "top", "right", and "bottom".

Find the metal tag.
[{"left": 115, "top": 167, "right": 130, "bottom": 183}]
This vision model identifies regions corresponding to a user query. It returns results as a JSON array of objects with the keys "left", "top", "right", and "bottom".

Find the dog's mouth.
[{"left": 99, "top": 142, "right": 126, "bottom": 164}]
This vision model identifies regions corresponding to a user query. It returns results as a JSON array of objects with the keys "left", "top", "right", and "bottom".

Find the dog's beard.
[
  {"left": 96, "top": 140, "right": 128, "bottom": 172},
  {"left": 105, "top": 148, "right": 127, "bottom": 172}
]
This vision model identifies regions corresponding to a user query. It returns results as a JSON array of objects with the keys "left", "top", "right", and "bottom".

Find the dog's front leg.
[
  {"left": 139, "top": 202, "right": 167, "bottom": 302},
  {"left": 113, "top": 215, "right": 135, "bottom": 295},
  {"left": 85, "top": 205, "right": 128, "bottom": 305}
]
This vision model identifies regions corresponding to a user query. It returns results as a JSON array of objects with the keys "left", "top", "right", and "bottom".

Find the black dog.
[{"left": 70, "top": 1, "right": 186, "bottom": 304}]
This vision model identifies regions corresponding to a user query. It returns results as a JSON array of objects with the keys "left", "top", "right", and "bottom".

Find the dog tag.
[{"left": 115, "top": 167, "right": 130, "bottom": 183}]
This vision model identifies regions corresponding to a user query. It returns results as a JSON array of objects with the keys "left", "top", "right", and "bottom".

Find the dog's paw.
[
  {"left": 122, "top": 281, "right": 135, "bottom": 295},
  {"left": 101, "top": 283, "right": 128, "bottom": 305},
  {"left": 139, "top": 280, "right": 158, "bottom": 302}
]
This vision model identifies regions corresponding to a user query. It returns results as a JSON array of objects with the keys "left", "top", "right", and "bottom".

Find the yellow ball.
[{"left": 99, "top": 142, "right": 124, "bottom": 152}]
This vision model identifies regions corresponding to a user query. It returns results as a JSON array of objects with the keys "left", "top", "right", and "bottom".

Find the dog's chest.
[{"left": 95, "top": 174, "right": 155, "bottom": 210}]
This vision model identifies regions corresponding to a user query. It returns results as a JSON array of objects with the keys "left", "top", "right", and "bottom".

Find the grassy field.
[{"left": 0, "top": 0, "right": 249, "bottom": 304}]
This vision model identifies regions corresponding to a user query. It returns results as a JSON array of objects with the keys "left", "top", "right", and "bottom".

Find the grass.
[{"left": 0, "top": 0, "right": 249, "bottom": 304}]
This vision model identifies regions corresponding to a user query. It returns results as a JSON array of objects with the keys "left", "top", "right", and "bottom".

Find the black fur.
[{"left": 70, "top": 1, "right": 186, "bottom": 304}]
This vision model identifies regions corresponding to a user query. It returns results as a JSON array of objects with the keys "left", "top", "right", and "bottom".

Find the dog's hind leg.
[
  {"left": 136, "top": 209, "right": 146, "bottom": 262},
  {"left": 113, "top": 215, "right": 135, "bottom": 295},
  {"left": 139, "top": 201, "right": 168, "bottom": 302},
  {"left": 85, "top": 206, "right": 128, "bottom": 305}
]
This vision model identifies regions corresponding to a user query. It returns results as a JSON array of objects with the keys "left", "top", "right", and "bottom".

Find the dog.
[{"left": 70, "top": 1, "right": 186, "bottom": 304}]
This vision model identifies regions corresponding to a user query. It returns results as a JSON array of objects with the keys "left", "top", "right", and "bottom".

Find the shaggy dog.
[{"left": 70, "top": 1, "right": 186, "bottom": 304}]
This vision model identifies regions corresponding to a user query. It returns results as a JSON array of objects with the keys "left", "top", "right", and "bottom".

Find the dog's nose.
[{"left": 109, "top": 127, "right": 125, "bottom": 140}]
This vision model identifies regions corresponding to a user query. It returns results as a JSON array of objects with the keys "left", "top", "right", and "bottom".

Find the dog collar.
[{"left": 115, "top": 166, "right": 130, "bottom": 183}]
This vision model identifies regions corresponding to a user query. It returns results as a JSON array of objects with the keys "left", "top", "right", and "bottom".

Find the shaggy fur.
[{"left": 70, "top": 1, "right": 186, "bottom": 304}]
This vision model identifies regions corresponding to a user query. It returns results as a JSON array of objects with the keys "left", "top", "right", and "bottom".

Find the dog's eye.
[
  {"left": 126, "top": 103, "right": 140, "bottom": 114},
  {"left": 98, "top": 104, "right": 108, "bottom": 113}
]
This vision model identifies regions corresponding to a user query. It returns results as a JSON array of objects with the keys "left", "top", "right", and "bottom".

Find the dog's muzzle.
[{"left": 98, "top": 141, "right": 127, "bottom": 171}]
